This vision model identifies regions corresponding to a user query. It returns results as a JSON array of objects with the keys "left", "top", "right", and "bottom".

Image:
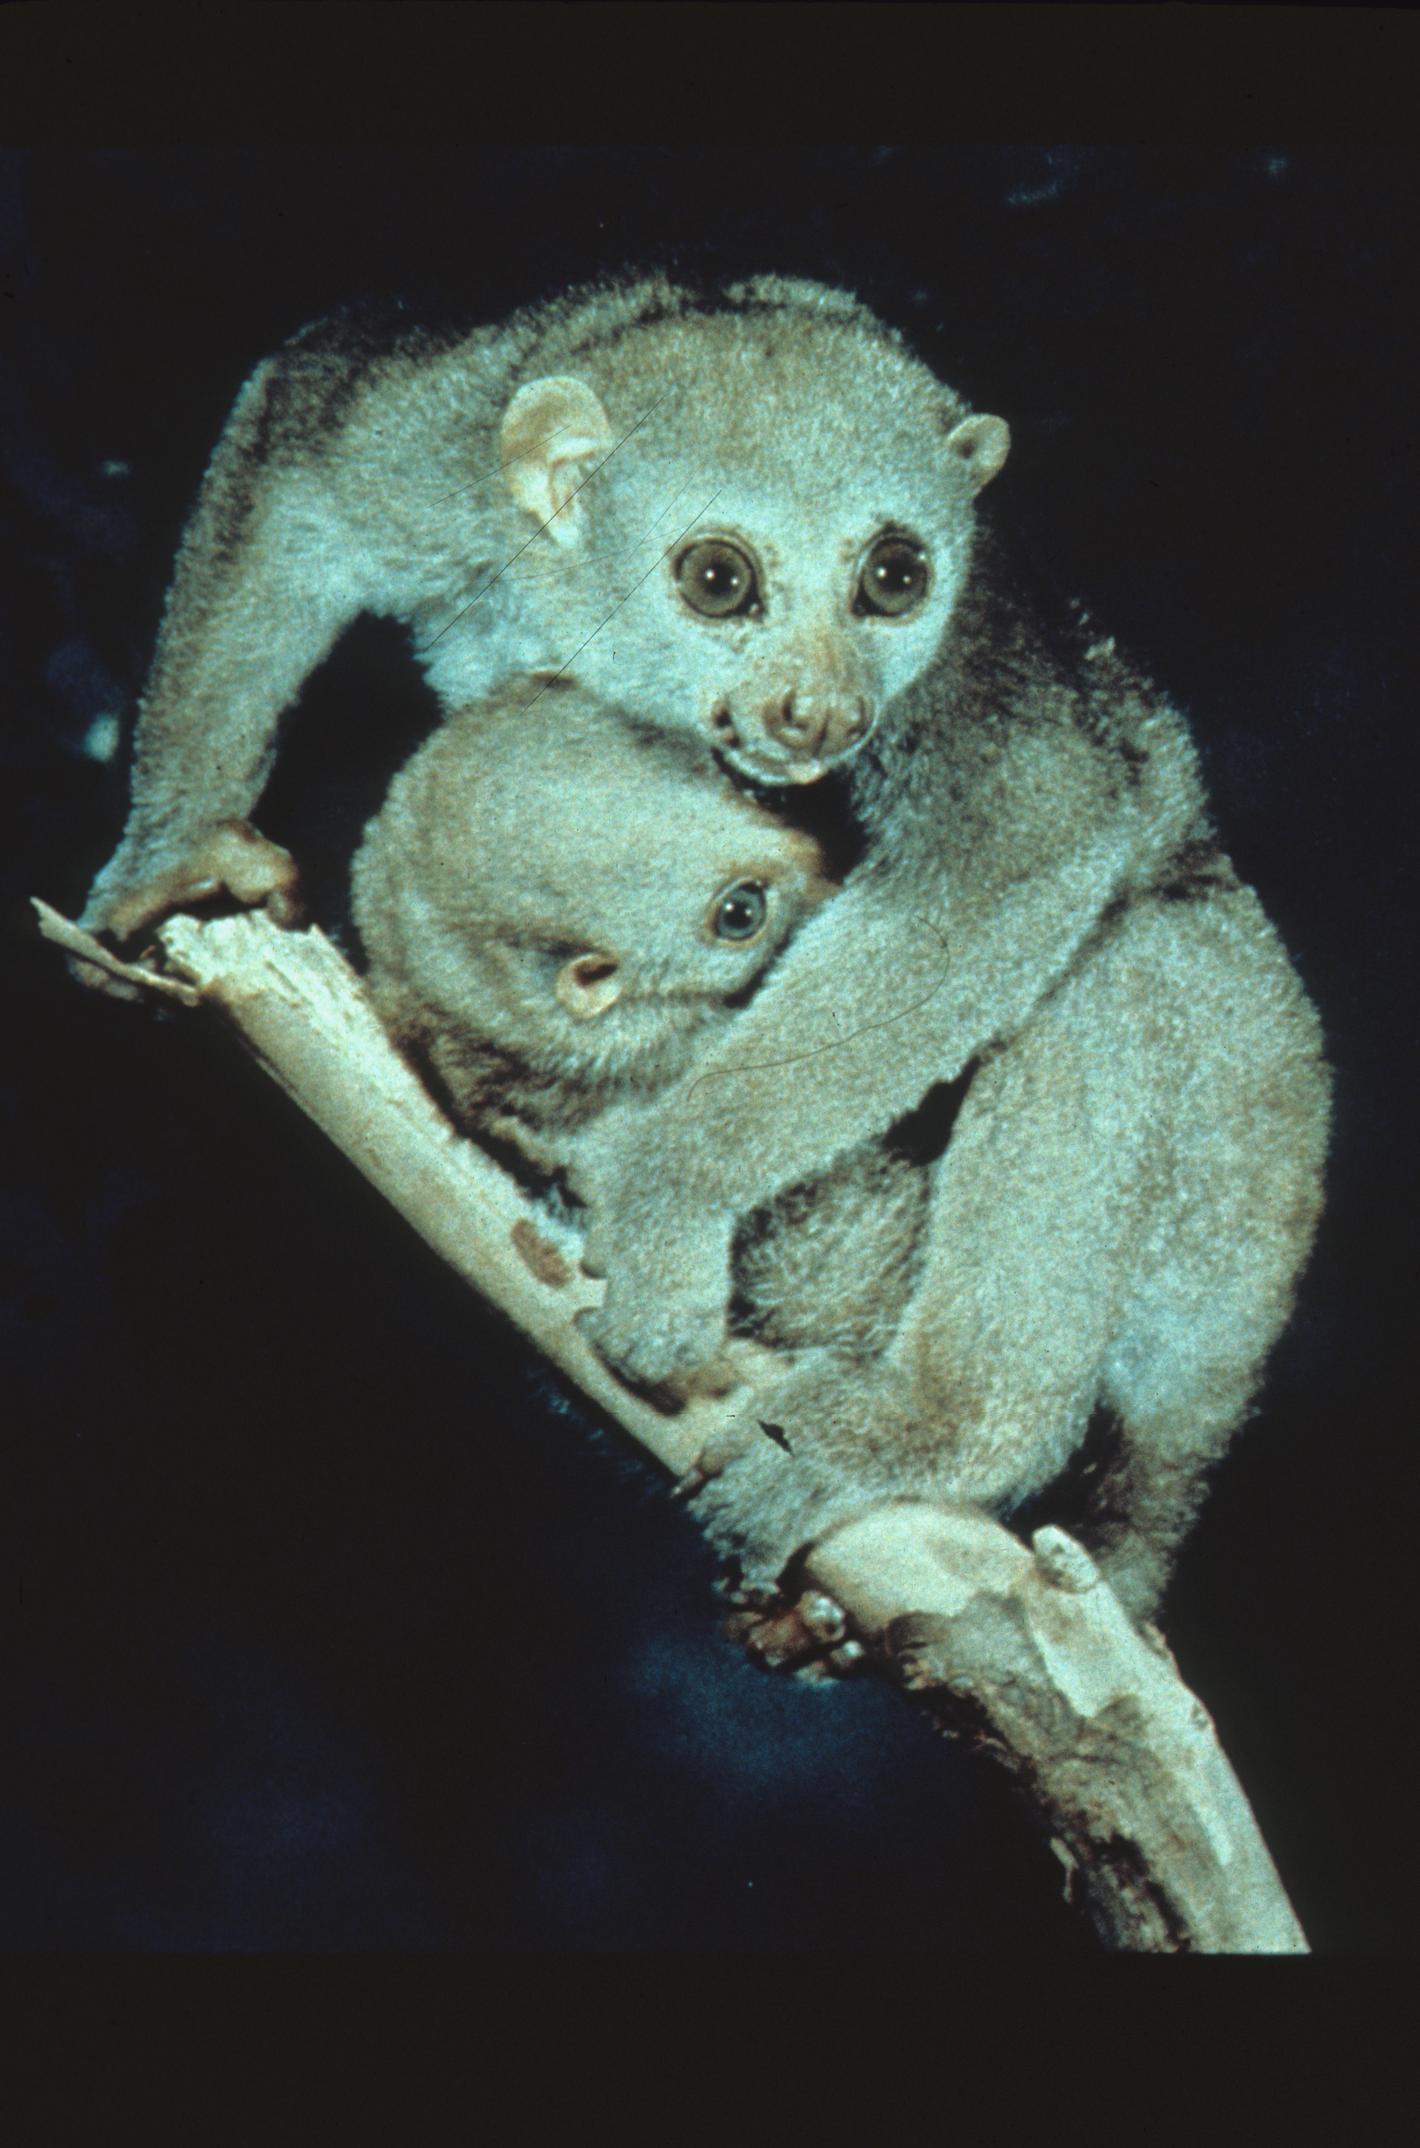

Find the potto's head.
[
  {"left": 354, "top": 679, "right": 838, "bottom": 1096},
  {"left": 494, "top": 277, "right": 1009, "bottom": 786}
]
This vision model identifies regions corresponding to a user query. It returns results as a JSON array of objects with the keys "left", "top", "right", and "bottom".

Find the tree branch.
[{"left": 37, "top": 901, "right": 1309, "bottom": 1953}]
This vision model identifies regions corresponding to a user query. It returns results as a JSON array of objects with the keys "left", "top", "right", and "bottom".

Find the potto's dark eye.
[
  {"left": 676, "top": 538, "right": 759, "bottom": 619},
  {"left": 710, "top": 880, "right": 769, "bottom": 942},
  {"left": 855, "top": 533, "right": 930, "bottom": 617}
]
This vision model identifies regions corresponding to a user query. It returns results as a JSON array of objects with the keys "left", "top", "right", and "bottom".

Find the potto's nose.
[{"left": 760, "top": 692, "right": 870, "bottom": 762}]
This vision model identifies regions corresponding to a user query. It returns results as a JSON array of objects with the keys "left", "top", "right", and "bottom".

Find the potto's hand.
[
  {"left": 72, "top": 821, "right": 304, "bottom": 1001},
  {"left": 73, "top": 820, "right": 303, "bottom": 996},
  {"left": 575, "top": 1196, "right": 738, "bottom": 1391}
]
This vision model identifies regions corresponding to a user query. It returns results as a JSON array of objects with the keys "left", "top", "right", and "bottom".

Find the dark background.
[{"left": 3, "top": 145, "right": 1413, "bottom": 1951}]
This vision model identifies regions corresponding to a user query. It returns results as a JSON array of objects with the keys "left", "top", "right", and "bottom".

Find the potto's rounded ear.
[
  {"left": 945, "top": 412, "right": 1011, "bottom": 494},
  {"left": 500, "top": 376, "right": 615, "bottom": 548},
  {"left": 555, "top": 951, "right": 622, "bottom": 1020}
]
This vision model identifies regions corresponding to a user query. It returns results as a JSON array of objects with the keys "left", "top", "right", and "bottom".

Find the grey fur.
[
  {"left": 80, "top": 274, "right": 994, "bottom": 940},
  {"left": 354, "top": 672, "right": 1328, "bottom": 1624},
  {"left": 352, "top": 682, "right": 929, "bottom": 1366},
  {"left": 86, "top": 275, "right": 1330, "bottom": 1618}
]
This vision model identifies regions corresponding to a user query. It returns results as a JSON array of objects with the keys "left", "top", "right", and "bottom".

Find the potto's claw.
[
  {"left": 797, "top": 1591, "right": 850, "bottom": 1645},
  {"left": 721, "top": 1588, "right": 867, "bottom": 1681}
]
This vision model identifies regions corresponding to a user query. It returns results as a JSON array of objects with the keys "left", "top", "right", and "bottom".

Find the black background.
[{"left": 3, "top": 135, "right": 1413, "bottom": 1951}]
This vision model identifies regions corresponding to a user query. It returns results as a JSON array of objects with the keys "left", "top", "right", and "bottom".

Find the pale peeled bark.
[{"left": 37, "top": 902, "right": 1309, "bottom": 1953}]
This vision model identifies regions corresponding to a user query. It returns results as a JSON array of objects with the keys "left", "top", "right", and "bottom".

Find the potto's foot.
[{"left": 718, "top": 1571, "right": 866, "bottom": 1682}]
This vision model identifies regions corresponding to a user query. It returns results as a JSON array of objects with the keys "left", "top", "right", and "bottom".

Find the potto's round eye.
[
  {"left": 710, "top": 880, "right": 769, "bottom": 942},
  {"left": 856, "top": 534, "right": 929, "bottom": 617},
  {"left": 676, "top": 539, "right": 759, "bottom": 619}
]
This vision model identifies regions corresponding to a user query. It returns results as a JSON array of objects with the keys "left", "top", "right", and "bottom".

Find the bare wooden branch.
[
  {"left": 37, "top": 901, "right": 1309, "bottom": 1953},
  {"left": 810, "top": 1508, "right": 1307, "bottom": 1952}
]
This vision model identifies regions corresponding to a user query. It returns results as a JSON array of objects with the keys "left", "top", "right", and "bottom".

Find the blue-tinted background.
[{"left": 3, "top": 147, "right": 1411, "bottom": 1950}]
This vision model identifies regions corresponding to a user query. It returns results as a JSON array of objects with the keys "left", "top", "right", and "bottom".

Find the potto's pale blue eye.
[
  {"left": 677, "top": 539, "right": 759, "bottom": 618},
  {"left": 711, "top": 881, "right": 768, "bottom": 941},
  {"left": 855, "top": 533, "right": 929, "bottom": 617}
]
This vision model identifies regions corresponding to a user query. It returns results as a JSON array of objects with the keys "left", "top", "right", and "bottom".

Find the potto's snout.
[
  {"left": 761, "top": 689, "right": 870, "bottom": 762},
  {"left": 714, "top": 690, "right": 873, "bottom": 784}
]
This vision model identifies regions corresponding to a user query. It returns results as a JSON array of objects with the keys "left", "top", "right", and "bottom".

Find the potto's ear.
[
  {"left": 500, "top": 376, "right": 615, "bottom": 548},
  {"left": 555, "top": 951, "right": 622, "bottom": 1020},
  {"left": 945, "top": 412, "right": 1011, "bottom": 495}
]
